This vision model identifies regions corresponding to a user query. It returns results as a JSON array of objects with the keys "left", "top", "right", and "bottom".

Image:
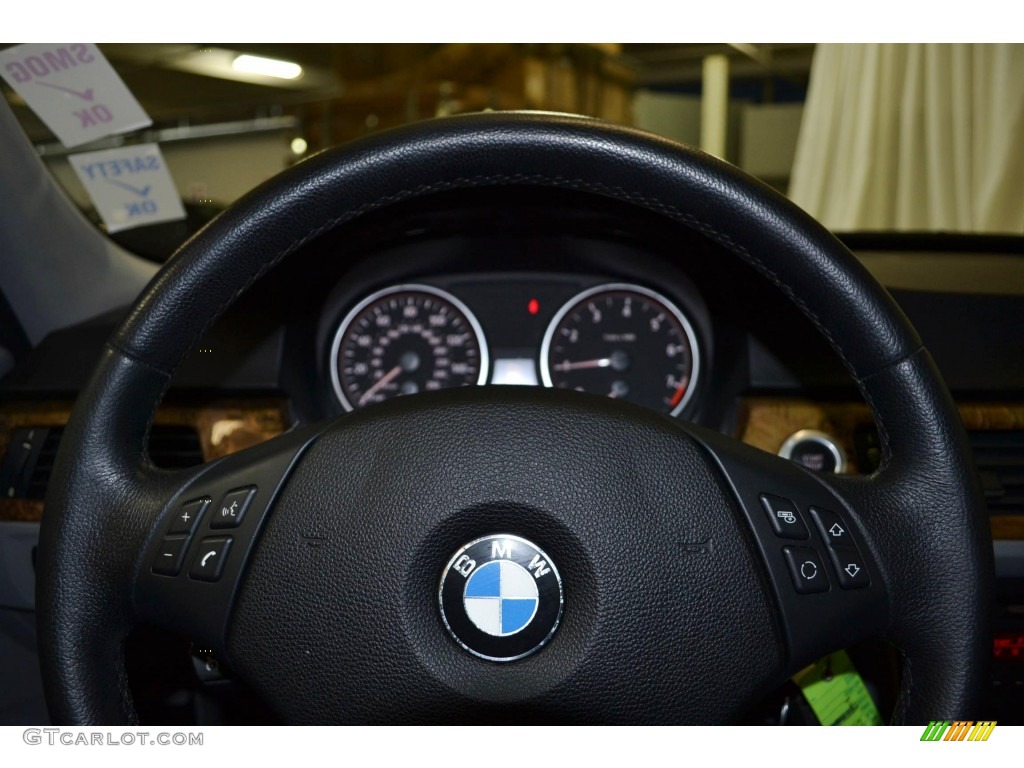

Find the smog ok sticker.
[
  {"left": 69, "top": 144, "right": 186, "bottom": 233},
  {"left": 0, "top": 43, "right": 151, "bottom": 148}
]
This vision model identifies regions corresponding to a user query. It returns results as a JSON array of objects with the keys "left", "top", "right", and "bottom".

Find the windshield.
[{"left": 2, "top": 43, "right": 1022, "bottom": 262}]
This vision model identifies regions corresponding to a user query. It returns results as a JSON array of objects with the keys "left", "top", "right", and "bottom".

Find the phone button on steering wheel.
[{"left": 189, "top": 537, "right": 233, "bottom": 582}]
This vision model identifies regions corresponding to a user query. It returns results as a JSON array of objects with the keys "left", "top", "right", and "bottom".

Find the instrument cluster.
[{"left": 327, "top": 274, "right": 706, "bottom": 418}]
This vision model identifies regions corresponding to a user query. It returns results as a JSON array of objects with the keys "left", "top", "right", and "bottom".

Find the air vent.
[
  {"left": 25, "top": 428, "right": 63, "bottom": 500},
  {"left": 145, "top": 425, "right": 207, "bottom": 470},
  {"left": 970, "top": 431, "right": 1024, "bottom": 516},
  {"left": 1, "top": 425, "right": 204, "bottom": 500}
]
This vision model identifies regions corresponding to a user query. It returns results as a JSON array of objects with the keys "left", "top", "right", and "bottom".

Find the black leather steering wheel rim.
[{"left": 38, "top": 112, "right": 992, "bottom": 724}]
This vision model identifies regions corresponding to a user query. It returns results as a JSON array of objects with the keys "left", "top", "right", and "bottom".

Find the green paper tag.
[{"left": 792, "top": 650, "right": 883, "bottom": 725}]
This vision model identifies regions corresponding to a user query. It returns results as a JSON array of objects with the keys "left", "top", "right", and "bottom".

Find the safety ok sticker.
[{"left": 69, "top": 144, "right": 186, "bottom": 233}]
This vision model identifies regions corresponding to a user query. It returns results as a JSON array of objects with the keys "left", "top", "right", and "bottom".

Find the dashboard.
[{"left": 4, "top": 190, "right": 1024, "bottom": 464}]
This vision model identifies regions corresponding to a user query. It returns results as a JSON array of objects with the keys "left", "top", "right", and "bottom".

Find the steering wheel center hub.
[{"left": 439, "top": 534, "right": 564, "bottom": 661}]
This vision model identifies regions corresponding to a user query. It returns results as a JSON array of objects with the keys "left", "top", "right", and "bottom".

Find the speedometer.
[
  {"left": 330, "top": 285, "right": 489, "bottom": 411},
  {"left": 540, "top": 283, "right": 700, "bottom": 416}
]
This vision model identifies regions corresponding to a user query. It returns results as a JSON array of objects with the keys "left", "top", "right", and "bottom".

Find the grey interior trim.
[
  {"left": 0, "top": 522, "right": 39, "bottom": 611},
  {"left": 0, "top": 100, "right": 156, "bottom": 346}
]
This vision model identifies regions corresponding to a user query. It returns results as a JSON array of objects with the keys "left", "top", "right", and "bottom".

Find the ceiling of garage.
[{"left": 2, "top": 43, "right": 816, "bottom": 144}]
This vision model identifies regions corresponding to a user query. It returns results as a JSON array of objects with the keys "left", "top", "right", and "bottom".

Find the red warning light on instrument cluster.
[{"left": 994, "top": 632, "right": 1024, "bottom": 661}]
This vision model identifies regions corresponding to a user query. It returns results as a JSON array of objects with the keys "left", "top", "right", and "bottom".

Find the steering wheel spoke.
[
  {"left": 134, "top": 425, "right": 321, "bottom": 658},
  {"left": 690, "top": 425, "right": 889, "bottom": 672}
]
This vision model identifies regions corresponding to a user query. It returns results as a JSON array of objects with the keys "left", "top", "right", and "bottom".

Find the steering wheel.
[{"left": 37, "top": 113, "right": 992, "bottom": 724}]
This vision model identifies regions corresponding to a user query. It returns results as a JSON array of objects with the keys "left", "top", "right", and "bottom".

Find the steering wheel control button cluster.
[
  {"left": 151, "top": 536, "right": 189, "bottom": 576},
  {"left": 759, "top": 494, "right": 809, "bottom": 540},
  {"left": 439, "top": 534, "right": 563, "bottom": 662},
  {"left": 210, "top": 486, "right": 256, "bottom": 529},
  {"left": 154, "top": 498, "right": 214, "bottom": 576},
  {"left": 782, "top": 546, "right": 830, "bottom": 594},
  {"left": 188, "top": 536, "right": 233, "bottom": 582},
  {"left": 827, "top": 547, "right": 870, "bottom": 589},
  {"left": 166, "top": 498, "right": 209, "bottom": 535}
]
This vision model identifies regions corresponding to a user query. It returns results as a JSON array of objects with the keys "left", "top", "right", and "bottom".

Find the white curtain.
[{"left": 789, "top": 44, "right": 1024, "bottom": 234}]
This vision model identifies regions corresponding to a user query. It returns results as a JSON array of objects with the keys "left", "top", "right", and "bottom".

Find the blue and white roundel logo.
[
  {"left": 463, "top": 560, "right": 539, "bottom": 636},
  {"left": 439, "top": 534, "right": 563, "bottom": 662}
]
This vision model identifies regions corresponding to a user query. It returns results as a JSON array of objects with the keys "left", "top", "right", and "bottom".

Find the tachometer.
[
  {"left": 331, "top": 285, "right": 489, "bottom": 411},
  {"left": 540, "top": 283, "right": 700, "bottom": 416}
]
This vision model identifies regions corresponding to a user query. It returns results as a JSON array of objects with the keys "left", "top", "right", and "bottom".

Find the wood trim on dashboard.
[
  {"left": 737, "top": 399, "right": 873, "bottom": 474},
  {"left": 0, "top": 498, "right": 44, "bottom": 522},
  {"left": 737, "top": 400, "right": 1024, "bottom": 465},
  {"left": 990, "top": 516, "right": 1024, "bottom": 541},
  {"left": 3, "top": 397, "right": 1022, "bottom": 539},
  {"left": 0, "top": 399, "right": 290, "bottom": 524}
]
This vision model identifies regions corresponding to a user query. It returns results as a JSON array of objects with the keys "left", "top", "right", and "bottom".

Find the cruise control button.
[
  {"left": 166, "top": 498, "right": 209, "bottom": 535},
  {"left": 210, "top": 487, "right": 256, "bottom": 529},
  {"left": 152, "top": 536, "right": 189, "bottom": 576},
  {"left": 827, "top": 546, "right": 870, "bottom": 589},
  {"left": 760, "top": 494, "right": 809, "bottom": 540},
  {"left": 188, "top": 537, "right": 233, "bottom": 582},
  {"left": 810, "top": 507, "right": 855, "bottom": 548},
  {"left": 782, "top": 546, "right": 830, "bottom": 594}
]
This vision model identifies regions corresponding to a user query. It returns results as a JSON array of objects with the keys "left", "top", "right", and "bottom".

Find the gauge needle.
[
  {"left": 669, "top": 377, "right": 691, "bottom": 408},
  {"left": 555, "top": 350, "right": 629, "bottom": 372},
  {"left": 358, "top": 365, "right": 403, "bottom": 406},
  {"left": 553, "top": 358, "right": 613, "bottom": 371}
]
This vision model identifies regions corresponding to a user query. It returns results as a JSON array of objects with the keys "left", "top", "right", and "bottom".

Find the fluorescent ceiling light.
[
  {"left": 232, "top": 54, "right": 303, "bottom": 80},
  {"left": 160, "top": 47, "right": 332, "bottom": 90}
]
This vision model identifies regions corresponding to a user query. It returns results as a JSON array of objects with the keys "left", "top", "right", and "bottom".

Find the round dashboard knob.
[{"left": 778, "top": 429, "right": 847, "bottom": 474}]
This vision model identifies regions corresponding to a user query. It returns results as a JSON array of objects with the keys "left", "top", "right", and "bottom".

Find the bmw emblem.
[{"left": 439, "top": 534, "right": 564, "bottom": 662}]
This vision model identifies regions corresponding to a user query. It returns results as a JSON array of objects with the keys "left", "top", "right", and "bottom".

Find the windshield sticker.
[
  {"left": 69, "top": 144, "right": 186, "bottom": 233},
  {"left": 0, "top": 43, "right": 151, "bottom": 148}
]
